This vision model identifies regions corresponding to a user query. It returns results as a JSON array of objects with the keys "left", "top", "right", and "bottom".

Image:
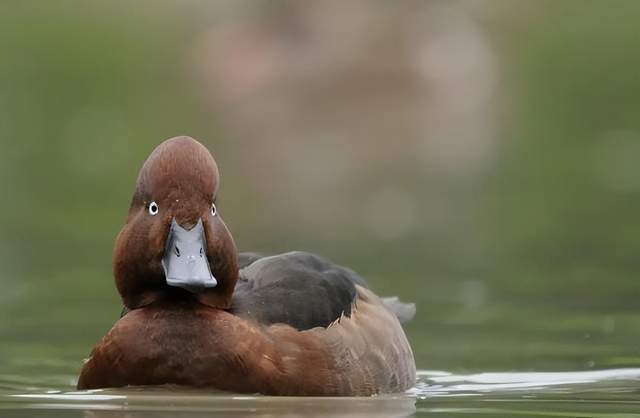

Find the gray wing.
[
  {"left": 231, "top": 251, "right": 368, "bottom": 330},
  {"left": 231, "top": 251, "right": 415, "bottom": 330}
]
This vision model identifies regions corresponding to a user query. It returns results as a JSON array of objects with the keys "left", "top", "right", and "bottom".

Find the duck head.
[{"left": 113, "top": 136, "right": 239, "bottom": 310}]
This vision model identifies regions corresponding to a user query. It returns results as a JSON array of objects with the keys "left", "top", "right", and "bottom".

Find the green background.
[{"left": 2, "top": 1, "right": 640, "bottom": 385}]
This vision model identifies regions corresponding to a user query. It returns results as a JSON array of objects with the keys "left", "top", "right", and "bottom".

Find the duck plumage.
[{"left": 77, "top": 136, "right": 416, "bottom": 395}]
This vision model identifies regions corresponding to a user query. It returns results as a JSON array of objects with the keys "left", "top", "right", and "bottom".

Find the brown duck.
[{"left": 77, "top": 136, "right": 416, "bottom": 396}]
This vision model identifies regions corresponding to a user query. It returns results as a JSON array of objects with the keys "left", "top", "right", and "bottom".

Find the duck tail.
[{"left": 381, "top": 296, "right": 416, "bottom": 324}]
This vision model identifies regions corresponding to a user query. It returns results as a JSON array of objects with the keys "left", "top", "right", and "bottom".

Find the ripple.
[{"left": 2, "top": 369, "right": 640, "bottom": 417}]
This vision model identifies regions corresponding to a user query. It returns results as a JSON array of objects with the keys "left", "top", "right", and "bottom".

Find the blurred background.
[{"left": 2, "top": 0, "right": 640, "bottom": 383}]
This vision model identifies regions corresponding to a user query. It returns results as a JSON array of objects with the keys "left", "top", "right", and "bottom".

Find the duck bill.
[{"left": 161, "top": 218, "right": 217, "bottom": 293}]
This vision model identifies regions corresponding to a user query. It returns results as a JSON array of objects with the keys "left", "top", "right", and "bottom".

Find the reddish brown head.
[{"left": 113, "top": 136, "right": 239, "bottom": 310}]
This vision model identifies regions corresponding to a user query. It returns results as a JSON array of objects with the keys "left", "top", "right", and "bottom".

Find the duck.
[{"left": 77, "top": 136, "right": 416, "bottom": 396}]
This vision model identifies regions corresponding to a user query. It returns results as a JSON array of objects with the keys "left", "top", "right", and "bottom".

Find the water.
[
  {"left": 1, "top": 369, "right": 640, "bottom": 417},
  {"left": 4, "top": 283, "right": 640, "bottom": 417}
]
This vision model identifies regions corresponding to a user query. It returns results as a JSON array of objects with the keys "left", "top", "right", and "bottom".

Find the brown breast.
[{"left": 77, "top": 286, "right": 415, "bottom": 396}]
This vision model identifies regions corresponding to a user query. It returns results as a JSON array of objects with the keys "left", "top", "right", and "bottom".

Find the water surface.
[{"left": 2, "top": 369, "right": 640, "bottom": 417}]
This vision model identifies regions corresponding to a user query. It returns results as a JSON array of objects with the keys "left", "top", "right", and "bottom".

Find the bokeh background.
[{"left": 2, "top": 0, "right": 640, "bottom": 383}]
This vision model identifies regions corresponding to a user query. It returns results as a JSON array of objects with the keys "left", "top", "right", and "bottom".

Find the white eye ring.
[
  {"left": 211, "top": 202, "right": 217, "bottom": 217},
  {"left": 148, "top": 201, "right": 159, "bottom": 216}
]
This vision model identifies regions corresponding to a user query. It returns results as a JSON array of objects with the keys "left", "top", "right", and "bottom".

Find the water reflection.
[
  {"left": 8, "top": 389, "right": 416, "bottom": 418},
  {"left": 4, "top": 369, "right": 640, "bottom": 417}
]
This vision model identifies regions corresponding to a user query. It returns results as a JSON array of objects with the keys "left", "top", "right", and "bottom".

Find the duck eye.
[
  {"left": 148, "top": 201, "right": 159, "bottom": 216},
  {"left": 211, "top": 202, "right": 217, "bottom": 217}
]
